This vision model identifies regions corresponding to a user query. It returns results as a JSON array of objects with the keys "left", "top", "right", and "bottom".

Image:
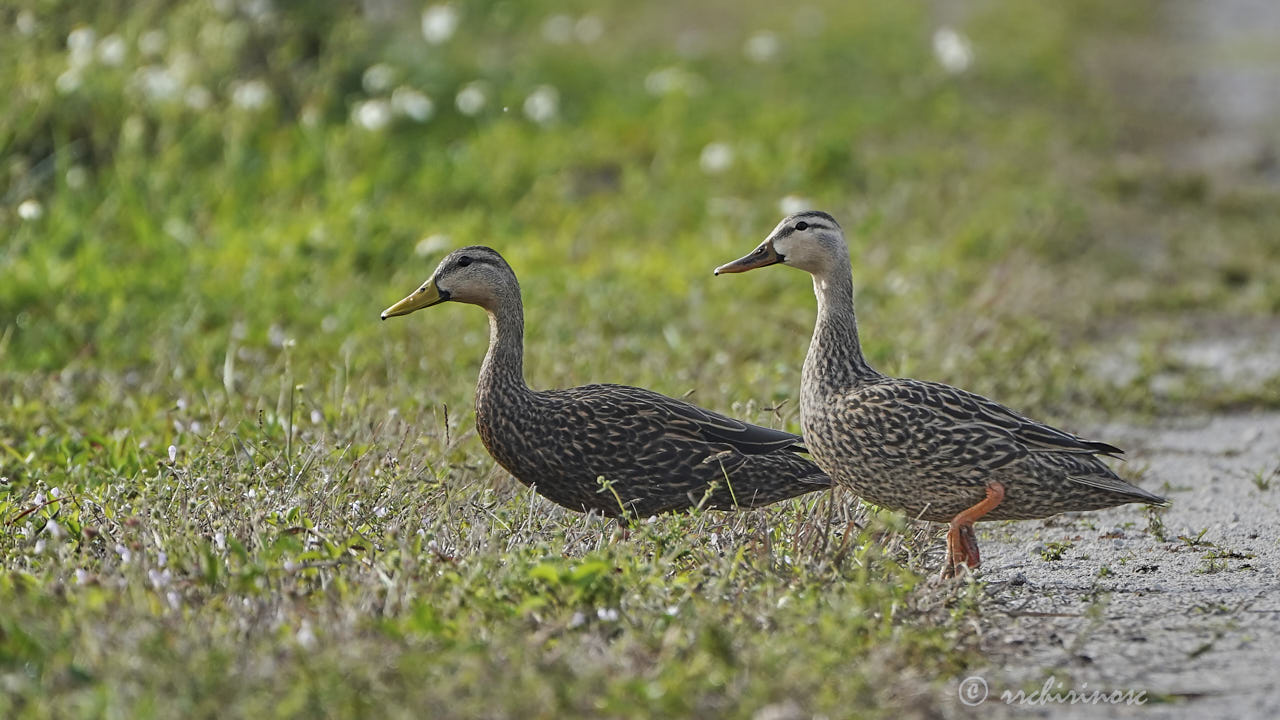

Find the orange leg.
[{"left": 941, "top": 482, "right": 1006, "bottom": 579}]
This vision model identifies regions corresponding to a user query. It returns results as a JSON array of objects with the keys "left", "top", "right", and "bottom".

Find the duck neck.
[
  {"left": 476, "top": 294, "right": 531, "bottom": 411},
  {"left": 806, "top": 264, "right": 880, "bottom": 391}
]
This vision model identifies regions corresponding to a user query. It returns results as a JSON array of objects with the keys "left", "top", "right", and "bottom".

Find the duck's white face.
[
  {"left": 713, "top": 211, "right": 846, "bottom": 277},
  {"left": 381, "top": 246, "right": 515, "bottom": 319}
]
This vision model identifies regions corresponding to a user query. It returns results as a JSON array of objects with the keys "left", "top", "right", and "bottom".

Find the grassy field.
[{"left": 3, "top": 0, "right": 1279, "bottom": 717}]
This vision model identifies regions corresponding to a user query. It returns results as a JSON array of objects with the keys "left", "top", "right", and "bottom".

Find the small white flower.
[
  {"left": 310, "top": 409, "right": 323, "bottom": 424},
  {"left": 932, "top": 27, "right": 973, "bottom": 74},
  {"left": 296, "top": 620, "right": 317, "bottom": 648},
  {"left": 541, "top": 14, "right": 573, "bottom": 44},
  {"left": 422, "top": 4, "right": 459, "bottom": 44},
  {"left": 699, "top": 142, "right": 734, "bottom": 174},
  {"left": 115, "top": 543, "right": 132, "bottom": 564},
  {"left": 55, "top": 69, "right": 83, "bottom": 94},
  {"left": 415, "top": 234, "right": 450, "bottom": 256},
  {"left": 455, "top": 82, "right": 487, "bottom": 116},
  {"left": 97, "top": 34, "right": 126, "bottom": 66},
  {"left": 214, "top": 531, "right": 226, "bottom": 551},
  {"left": 46, "top": 520, "right": 64, "bottom": 541},
  {"left": 231, "top": 79, "right": 272, "bottom": 110},
  {"left": 744, "top": 32, "right": 779, "bottom": 63},
  {"left": 168, "top": 51, "right": 196, "bottom": 83},
  {"left": 522, "top": 85, "right": 559, "bottom": 125},
  {"left": 166, "top": 591, "right": 182, "bottom": 610},
  {"left": 134, "top": 65, "right": 181, "bottom": 103},
  {"left": 34, "top": 539, "right": 47, "bottom": 554},
  {"left": 283, "top": 560, "right": 299, "bottom": 572},
  {"left": 568, "top": 611, "right": 586, "bottom": 628},
  {"left": 362, "top": 63, "right": 396, "bottom": 94},
  {"left": 67, "top": 27, "right": 97, "bottom": 68},
  {"left": 148, "top": 568, "right": 171, "bottom": 589},
  {"left": 596, "top": 607, "right": 619, "bottom": 622},
  {"left": 16, "top": 10, "right": 37, "bottom": 36},
  {"left": 353, "top": 99, "right": 392, "bottom": 131},
  {"left": 17, "top": 199, "right": 44, "bottom": 220},
  {"left": 574, "top": 15, "right": 603, "bottom": 44},
  {"left": 643, "top": 67, "right": 703, "bottom": 97},
  {"left": 391, "top": 87, "right": 434, "bottom": 122},
  {"left": 778, "top": 194, "right": 813, "bottom": 215},
  {"left": 373, "top": 506, "right": 388, "bottom": 518},
  {"left": 75, "top": 569, "right": 91, "bottom": 585},
  {"left": 168, "top": 445, "right": 177, "bottom": 463},
  {"left": 268, "top": 323, "right": 287, "bottom": 348},
  {"left": 166, "top": 213, "right": 195, "bottom": 242}
]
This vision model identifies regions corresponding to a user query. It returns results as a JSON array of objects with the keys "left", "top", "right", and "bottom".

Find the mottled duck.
[
  {"left": 714, "top": 211, "right": 1165, "bottom": 578},
  {"left": 382, "top": 245, "right": 830, "bottom": 518}
]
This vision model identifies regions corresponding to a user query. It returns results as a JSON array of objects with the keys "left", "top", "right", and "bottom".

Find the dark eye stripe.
[{"left": 779, "top": 221, "right": 830, "bottom": 239}]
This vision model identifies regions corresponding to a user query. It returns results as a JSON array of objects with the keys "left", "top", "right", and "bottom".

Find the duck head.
[
  {"left": 713, "top": 211, "right": 847, "bottom": 277},
  {"left": 381, "top": 245, "right": 518, "bottom": 319}
]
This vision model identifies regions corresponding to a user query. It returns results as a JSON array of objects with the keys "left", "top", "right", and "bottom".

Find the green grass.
[{"left": 3, "top": 0, "right": 1280, "bottom": 716}]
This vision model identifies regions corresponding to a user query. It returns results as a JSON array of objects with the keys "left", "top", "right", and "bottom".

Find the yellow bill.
[
  {"left": 713, "top": 240, "right": 782, "bottom": 275},
  {"left": 381, "top": 278, "right": 447, "bottom": 320}
]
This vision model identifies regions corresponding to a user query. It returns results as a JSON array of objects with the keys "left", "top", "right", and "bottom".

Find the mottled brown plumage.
[
  {"left": 382, "top": 245, "right": 830, "bottom": 518},
  {"left": 715, "top": 211, "right": 1165, "bottom": 577}
]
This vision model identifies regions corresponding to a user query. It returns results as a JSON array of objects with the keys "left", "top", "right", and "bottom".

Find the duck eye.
[
  {"left": 457, "top": 256, "right": 473, "bottom": 267},
  {"left": 794, "top": 221, "right": 809, "bottom": 231}
]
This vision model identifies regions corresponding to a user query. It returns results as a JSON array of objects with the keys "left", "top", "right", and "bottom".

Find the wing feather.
[
  {"left": 557, "top": 384, "right": 806, "bottom": 455},
  {"left": 910, "top": 380, "right": 1126, "bottom": 458}
]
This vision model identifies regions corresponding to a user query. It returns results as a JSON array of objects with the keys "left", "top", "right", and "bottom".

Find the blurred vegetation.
[{"left": 2, "top": 0, "right": 1279, "bottom": 716}]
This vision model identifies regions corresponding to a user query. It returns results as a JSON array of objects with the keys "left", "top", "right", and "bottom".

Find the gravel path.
[
  {"left": 946, "top": 412, "right": 1280, "bottom": 718},
  {"left": 941, "top": 3, "right": 1280, "bottom": 714}
]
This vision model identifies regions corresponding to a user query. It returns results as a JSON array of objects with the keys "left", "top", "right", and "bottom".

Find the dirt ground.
[
  {"left": 940, "top": 6, "right": 1280, "bottom": 715},
  {"left": 943, "top": 412, "right": 1280, "bottom": 718}
]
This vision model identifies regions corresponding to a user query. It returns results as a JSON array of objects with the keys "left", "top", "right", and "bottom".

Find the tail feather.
[{"left": 1068, "top": 473, "right": 1167, "bottom": 505}]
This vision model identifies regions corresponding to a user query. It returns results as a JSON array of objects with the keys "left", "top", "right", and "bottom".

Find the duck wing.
[
  {"left": 908, "top": 380, "right": 1125, "bottom": 458},
  {"left": 559, "top": 384, "right": 810, "bottom": 456},
  {"left": 853, "top": 380, "right": 1162, "bottom": 504}
]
